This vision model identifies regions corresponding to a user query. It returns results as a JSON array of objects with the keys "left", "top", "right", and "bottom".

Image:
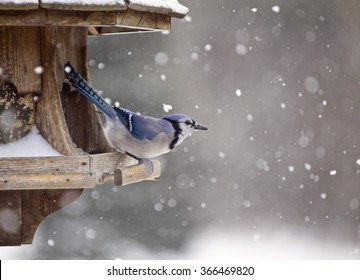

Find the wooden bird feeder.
[{"left": 0, "top": 0, "right": 188, "bottom": 246}]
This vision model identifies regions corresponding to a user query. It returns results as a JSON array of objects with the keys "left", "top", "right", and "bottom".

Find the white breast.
[{"left": 103, "top": 119, "right": 172, "bottom": 158}]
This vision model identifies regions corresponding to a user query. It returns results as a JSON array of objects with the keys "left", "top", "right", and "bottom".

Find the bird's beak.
[{"left": 194, "top": 123, "right": 208, "bottom": 130}]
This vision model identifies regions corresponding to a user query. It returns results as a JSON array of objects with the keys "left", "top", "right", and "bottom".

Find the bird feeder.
[{"left": 0, "top": 0, "right": 188, "bottom": 246}]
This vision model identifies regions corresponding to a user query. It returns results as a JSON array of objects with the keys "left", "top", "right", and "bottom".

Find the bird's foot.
[
  {"left": 125, "top": 152, "right": 153, "bottom": 175},
  {"left": 139, "top": 158, "right": 154, "bottom": 175}
]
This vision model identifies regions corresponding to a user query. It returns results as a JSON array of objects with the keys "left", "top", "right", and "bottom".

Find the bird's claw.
[{"left": 140, "top": 158, "right": 154, "bottom": 175}]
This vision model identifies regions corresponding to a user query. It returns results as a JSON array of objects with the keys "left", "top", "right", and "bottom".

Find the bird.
[{"left": 64, "top": 62, "right": 207, "bottom": 171}]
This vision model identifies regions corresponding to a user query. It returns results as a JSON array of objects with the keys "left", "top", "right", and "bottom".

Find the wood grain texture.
[
  {"left": 21, "top": 189, "right": 83, "bottom": 244},
  {"left": 0, "top": 153, "right": 161, "bottom": 190},
  {"left": 0, "top": 9, "right": 171, "bottom": 32},
  {"left": 0, "top": 0, "right": 38, "bottom": 10},
  {"left": 35, "top": 26, "right": 79, "bottom": 156},
  {"left": 0, "top": 191, "right": 21, "bottom": 246},
  {"left": 0, "top": 26, "right": 41, "bottom": 94}
]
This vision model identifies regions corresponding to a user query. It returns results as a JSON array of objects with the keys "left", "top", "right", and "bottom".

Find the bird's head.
[{"left": 163, "top": 114, "right": 208, "bottom": 148}]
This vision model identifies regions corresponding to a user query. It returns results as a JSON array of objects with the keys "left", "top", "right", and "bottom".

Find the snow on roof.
[
  {"left": 41, "top": 0, "right": 127, "bottom": 11},
  {"left": 0, "top": 126, "right": 61, "bottom": 157},
  {"left": 0, "top": 0, "right": 188, "bottom": 17},
  {"left": 126, "top": 0, "right": 188, "bottom": 18}
]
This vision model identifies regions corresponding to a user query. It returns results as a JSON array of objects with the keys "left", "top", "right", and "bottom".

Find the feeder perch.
[{"left": 0, "top": 0, "right": 188, "bottom": 246}]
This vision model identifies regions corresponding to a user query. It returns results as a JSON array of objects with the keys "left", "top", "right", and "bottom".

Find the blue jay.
[{"left": 64, "top": 62, "right": 207, "bottom": 169}]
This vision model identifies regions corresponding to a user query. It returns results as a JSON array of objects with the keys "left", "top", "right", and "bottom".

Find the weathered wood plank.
[
  {"left": 114, "top": 160, "right": 161, "bottom": 186},
  {"left": 0, "top": 26, "right": 41, "bottom": 94},
  {"left": 0, "top": 153, "right": 161, "bottom": 190},
  {"left": 0, "top": 155, "right": 89, "bottom": 172},
  {"left": 36, "top": 26, "right": 82, "bottom": 156},
  {"left": 0, "top": 0, "right": 38, "bottom": 10},
  {"left": 0, "top": 191, "right": 21, "bottom": 246},
  {"left": 0, "top": 9, "right": 115, "bottom": 26},
  {"left": 0, "top": 9, "right": 171, "bottom": 31},
  {"left": 21, "top": 189, "right": 83, "bottom": 244}
]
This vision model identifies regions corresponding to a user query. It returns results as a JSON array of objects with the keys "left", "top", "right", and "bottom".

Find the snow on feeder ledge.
[{"left": 0, "top": 0, "right": 188, "bottom": 246}]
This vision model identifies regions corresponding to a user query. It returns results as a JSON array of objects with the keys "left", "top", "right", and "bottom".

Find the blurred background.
[{"left": 2, "top": 0, "right": 360, "bottom": 259}]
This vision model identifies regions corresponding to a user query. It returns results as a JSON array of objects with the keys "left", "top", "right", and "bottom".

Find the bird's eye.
[{"left": 184, "top": 120, "right": 191, "bottom": 125}]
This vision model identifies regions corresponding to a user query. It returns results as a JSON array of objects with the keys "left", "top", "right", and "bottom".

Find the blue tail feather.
[{"left": 64, "top": 62, "right": 117, "bottom": 119}]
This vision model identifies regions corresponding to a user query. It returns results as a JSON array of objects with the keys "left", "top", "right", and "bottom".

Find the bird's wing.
[{"left": 114, "top": 107, "right": 172, "bottom": 140}]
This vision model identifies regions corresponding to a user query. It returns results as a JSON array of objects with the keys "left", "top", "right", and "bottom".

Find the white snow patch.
[
  {"left": 162, "top": 103, "right": 173, "bottom": 113},
  {"left": 183, "top": 15, "right": 192, "bottom": 23},
  {"left": 329, "top": 170, "right": 337, "bottom": 176},
  {"left": 304, "top": 162, "right": 311, "bottom": 170},
  {"left": 246, "top": 114, "right": 253, "bottom": 121},
  {"left": 104, "top": 97, "right": 112, "bottom": 105},
  {"left": 85, "top": 229, "right": 97, "bottom": 240},
  {"left": 160, "top": 74, "right": 167, "bottom": 81},
  {"left": 64, "top": 66, "right": 71, "bottom": 74},
  {"left": 298, "top": 135, "right": 310, "bottom": 148},
  {"left": 236, "top": 44, "right": 247, "bottom": 55},
  {"left": 154, "top": 203, "right": 163, "bottom": 212},
  {"left": 218, "top": 152, "right": 226, "bottom": 158},
  {"left": 256, "top": 158, "right": 269, "bottom": 171},
  {"left": 126, "top": 0, "right": 189, "bottom": 17},
  {"left": 167, "top": 198, "right": 177, "bottom": 208},
  {"left": 0, "top": 126, "right": 61, "bottom": 158},
  {"left": 98, "top": 62, "right": 105, "bottom": 70},
  {"left": 34, "top": 66, "right": 44, "bottom": 75},
  {"left": 191, "top": 52, "right": 199, "bottom": 61},
  {"left": 272, "top": 5, "right": 280, "bottom": 13},
  {"left": 154, "top": 52, "right": 169, "bottom": 65},
  {"left": 204, "top": 44, "right": 212, "bottom": 51}
]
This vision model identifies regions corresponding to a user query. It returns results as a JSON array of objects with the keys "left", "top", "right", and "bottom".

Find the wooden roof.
[
  {"left": 0, "top": 0, "right": 188, "bottom": 34},
  {"left": 0, "top": 0, "right": 188, "bottom": 18}
]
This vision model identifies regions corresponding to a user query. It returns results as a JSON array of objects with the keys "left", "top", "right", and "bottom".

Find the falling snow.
[
  {"left": 163, "top": 103, "right": 173, "bottom": 113},
  {"left": 246, "top": 114, "right": 253, "bottom": 121},
  {"left": 3, "top": 0, "right": 360, "bottom": 261},
  {"left": 204, "top": 44, "right": 212, "bottom": 51},
  {"left": 272, "top": 5, "right": 280, "bottom": 13},
  {"left": 34, "top": 66, "right": 44, "bottom": 75},
  {"left": 304, "top": 163, "right": 312, "bottom": 170},
  {"left": 154, "top": 52, "right": 169, "bottom": 65},
  {"left": 236, "top": 44, "right": 247, "bottom": 55}
]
